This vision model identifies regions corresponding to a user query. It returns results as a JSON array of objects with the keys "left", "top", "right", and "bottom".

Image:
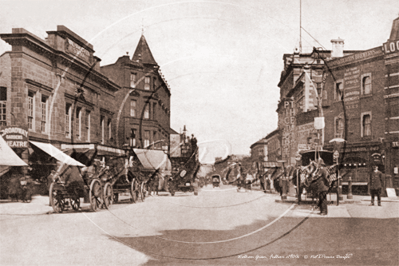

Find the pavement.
[{"left": 1, "top": 189, "right": 398, "bottom": 218}]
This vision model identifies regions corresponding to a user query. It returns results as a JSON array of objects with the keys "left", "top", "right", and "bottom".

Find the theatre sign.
[{"left": 1, "top": 127, "right": 29, "bottom": 149}]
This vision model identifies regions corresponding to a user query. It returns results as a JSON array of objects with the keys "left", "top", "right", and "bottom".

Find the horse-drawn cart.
[{"left": 294, "top": 150, "right": 340, "bottom": 204}]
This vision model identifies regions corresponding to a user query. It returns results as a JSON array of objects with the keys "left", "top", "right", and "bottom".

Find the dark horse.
[{"left": 292, "top": 160, "right": 340, "bottom": 206}]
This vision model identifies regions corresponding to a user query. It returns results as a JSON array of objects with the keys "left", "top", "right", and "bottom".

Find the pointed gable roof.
[{"left": 132, "top": 34, "right": 158, "bottom": 66}]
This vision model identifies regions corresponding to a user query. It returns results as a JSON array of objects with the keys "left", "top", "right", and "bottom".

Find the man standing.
[
  {"left": 259, "top": 170, "right": 267, "bottom": 193},
  {"left": 63, "top": 165, "right": 85, "bottom": 202},
  {"left": 313, "top": 159, "right": 330, "bottom": 215},
  {"left": 369, "top": 165, "right": 384, "bottom": 206}
]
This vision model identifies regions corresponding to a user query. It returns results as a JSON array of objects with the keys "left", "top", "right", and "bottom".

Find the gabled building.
[{"left": 101, "top": 34, "right": 172, "bottom": 151}]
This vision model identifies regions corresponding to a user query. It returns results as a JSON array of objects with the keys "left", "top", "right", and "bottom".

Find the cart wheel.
[
  {"left": 103, "top": 183, "right": 113, "bottom": 209},
  {"left": 71, "top": 198, "right": 80, "bottom": 211},
  {"left": 140, "top": 182, "right": 146, "bottom": 202},
  {"left": 113, "top": 193, "right": 119, "bottom": 204},
  {"left": 89, "top": 179, "right": 101, "bottom": 212},
  {"left": 50, "top": 183, "right": 64, "bottom": 213},
  {"left": 130, "top": 179, "right": 137, "bottom": 203}
]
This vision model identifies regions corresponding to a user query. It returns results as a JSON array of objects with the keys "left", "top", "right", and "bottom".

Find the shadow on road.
[{"left": 106, "top": 212, "right": 399, "bottom": 266}]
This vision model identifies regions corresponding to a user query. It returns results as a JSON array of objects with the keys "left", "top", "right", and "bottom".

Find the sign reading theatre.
[{"left": 2, "top": 127, "right": 29, "bottom": 149}]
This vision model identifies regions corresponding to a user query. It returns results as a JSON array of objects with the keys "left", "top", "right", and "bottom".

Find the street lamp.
[{"left": 329, "top": 138, "right": 346, "bottom": 204}]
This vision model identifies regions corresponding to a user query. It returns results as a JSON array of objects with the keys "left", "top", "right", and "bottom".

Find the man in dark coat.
[
  {"left": 313, "top": 159, "right": 330, "bottom": 215},
  {"left": 8, "top": 168, "right": 21, "bottom": 201},
  {"left": 259, "top": 170, "right": 267, "bottom": 193},
  {"left": 63, "top": 165, "right": 85, "bottom": 200},
  {"left": 148, "top": 171, "right": 160, "bottom": 196},
  {"left": 369, "top": 165, "right": 384, "bottom": 206},
  {"left": 237, "top": 163, "right": 245, "bottom": 191}
]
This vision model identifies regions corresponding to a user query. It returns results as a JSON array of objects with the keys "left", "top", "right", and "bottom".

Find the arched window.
[
  {"left": 362, "top": 114, "right": 371, "bottom": 137},
  {"left": 362, "top": 75, "right": 371, "bottom": 95}
]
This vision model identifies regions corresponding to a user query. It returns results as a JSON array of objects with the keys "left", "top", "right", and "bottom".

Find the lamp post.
[{"left": 329, "top": 138, "right": 345, "bottom": 205}]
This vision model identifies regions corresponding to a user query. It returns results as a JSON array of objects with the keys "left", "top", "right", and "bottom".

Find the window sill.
[
  {"left": 361, "top": 136, "right": 372, "bottom": 141},
  {"left": 360, "top": 94, "right": 373, "bottom": 99}
]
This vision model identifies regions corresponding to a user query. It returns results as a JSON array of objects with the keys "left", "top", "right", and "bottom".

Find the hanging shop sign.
[
  {"left": 1, "top": 127, "right": 29, "bottom": 149},
  {"left": 314, "top": 117, "right": 325, "bottom": 130}
]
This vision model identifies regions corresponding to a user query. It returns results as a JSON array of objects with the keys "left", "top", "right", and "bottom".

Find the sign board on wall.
[{"left": 1, "top": 127, "right": 29, "bottom": 149}]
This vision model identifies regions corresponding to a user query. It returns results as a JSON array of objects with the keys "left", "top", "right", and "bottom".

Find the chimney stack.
[{"left": 331, "top": 38, "right": 344, "bottom": 58}]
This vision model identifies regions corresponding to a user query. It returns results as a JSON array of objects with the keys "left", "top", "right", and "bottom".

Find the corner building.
[
  {"left": 276, "top": 16, "right": 399, "bottom": 193},
  {"left": 0, "top": 26, "right": 120, "bottom": 174}
]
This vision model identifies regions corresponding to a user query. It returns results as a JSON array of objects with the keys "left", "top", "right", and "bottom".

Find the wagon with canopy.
[
  {"left": 121, "top": 148, "right": 172, "bottom": 199},
  {"left": 51, "top": 143, "right": 128, "bottom": 212}
]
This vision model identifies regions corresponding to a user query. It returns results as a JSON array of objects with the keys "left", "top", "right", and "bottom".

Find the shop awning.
[
  {"left": 134, "top": 149, "right": 171, "bottom": 173},
  {"left": 61, "top": 143, "right": 125, "bottom": 157},
  {"left": 0, "top": 135, "right": 28, "bottom": 166},
  {"left": 30, "top": 141, "right": 84, "bottom": 167}
]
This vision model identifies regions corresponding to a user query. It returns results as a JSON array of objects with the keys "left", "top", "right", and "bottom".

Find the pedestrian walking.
[
  {"left": 148, "top": 171, "right": 159, "bottom": 196},
  {"left": 369, "top": 165, "right": 384, "bottom": 206},
  {"left": 236, "top": 163, "right": 245, "bottom": 191},
  {"left": 259, "top": 171, "right": 267, "bottom": 193}
]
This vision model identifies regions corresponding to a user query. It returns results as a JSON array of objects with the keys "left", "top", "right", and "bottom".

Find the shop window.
[
  {"left": 0, "top": 87, "right": 6, "bottom": 126},
  {"left": 334, "top": 80, "right": 343, "bottom": 101},
  {"left": 144, "top": 76, "right": 150, "bottom": 90},
  {"left": 361, "top": 74, "right": 372, "bottom": 95},
  {"left": 361, "top": 112, "right": 372, "bottom": 137},
  {"left": 130, "top": 100, "right": 136, "bottom": 117},
  {"left": 28, "top": 91, "right": 35, "bottom": 131},
  {"left": 65, "top": 103, "right": 71, "bottom": 138},
  {"left": 130, "top": 73, "right": 136, "bottom": 88},
  {"left": 86, "top": 110, "right": 91, "bottom": 142}
]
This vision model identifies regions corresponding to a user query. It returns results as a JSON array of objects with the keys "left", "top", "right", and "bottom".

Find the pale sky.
[{"left": 0, "top": 0, "right": 398, "bottom": 159}]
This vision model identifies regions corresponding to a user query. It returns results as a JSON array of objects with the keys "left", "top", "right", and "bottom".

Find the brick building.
[
  {"left": 101, "top": 34, "right": 172, "bottom": 151},
  {"left": 250, "top": 137, "right": 268, "bottom": 168},
  {"left": 0, "top": 26, "right": 121, "bottom": 176},
  {"left": 276, "top": 17, "right": 399, "bottom": 192}
]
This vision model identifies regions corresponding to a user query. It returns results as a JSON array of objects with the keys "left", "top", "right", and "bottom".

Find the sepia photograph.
[{"left": 0, "top": 0, "right": 398, "bottom": 265}]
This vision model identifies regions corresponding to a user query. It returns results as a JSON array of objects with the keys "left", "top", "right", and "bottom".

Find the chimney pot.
[{"left": 331, "top": 38, "right": 344, "bottom": 58}]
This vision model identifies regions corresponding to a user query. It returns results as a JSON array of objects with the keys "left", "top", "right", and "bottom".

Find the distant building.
[
  {"left": 101, "top": 34, "right": 172, "bottom": 150},
  {"left": 250, "top": 138, "right": 268, "bottom": 168}
]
